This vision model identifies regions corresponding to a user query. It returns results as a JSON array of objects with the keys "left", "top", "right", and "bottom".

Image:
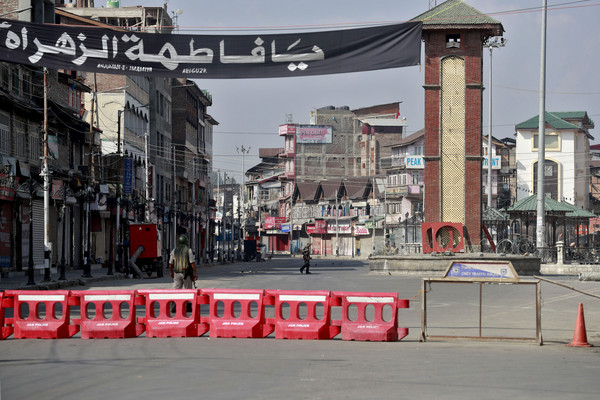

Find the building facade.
[{"left": 515, "top": 112, "right": 595, "bottom": 209}]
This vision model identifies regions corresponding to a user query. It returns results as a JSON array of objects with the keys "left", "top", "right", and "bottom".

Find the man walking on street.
[
  {"left": 300, "top": 243, "right": 312, "bottom": 274},
  {"left": 169, "top": 234, "right": 197, "bottom": 289}
]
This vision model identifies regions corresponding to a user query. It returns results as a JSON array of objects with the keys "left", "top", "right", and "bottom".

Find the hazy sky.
[{"left": 120, "top": 0, "right": 600, "bottom": 182}]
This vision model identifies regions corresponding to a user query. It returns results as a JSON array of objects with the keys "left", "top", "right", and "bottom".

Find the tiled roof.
[
  {"left": 507, "top": 194, "right": 595, "bottom": 217},
  {"left": 295, "top": 181, "right": 319, "bottom": 202},
  {"left": 342, "top": 177, "right": 371, "bottom": 200},
  {"left": 320, "top": 179, "right": 342, "bottom": 200},
  {"left": 515, "top": 111, "right": 593, "bottom": 131},
  {"left": 412, "top": 0, "right": 503, "bottom": 30},
  {"left": 508, "top": 194, "right": 572, "bottom": 213}
]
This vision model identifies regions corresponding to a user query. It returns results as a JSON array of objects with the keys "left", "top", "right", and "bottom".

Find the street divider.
[
  {"left": 4, "top": 290, "right": 79, "bottom": 339},
  {"left": 137, "top": 289, "right": 207, "bottom": 338},
  {"left": 201, "top": 288, "right": 275, "bottom": 338},
  {"left": 268, "top": 290, "right": 340, "bottom": 340},
  {"left": 0, "top": 288, "right": 411, "bottom": 342},
  {"left": 331, "top": 291, "right": 410, "bottom": 341},
  {"left": 1, "top": 291, "right": 13, "bottom": 339},
  {"left": 71, "top": 290, "right": 145, "bottom": 339}
]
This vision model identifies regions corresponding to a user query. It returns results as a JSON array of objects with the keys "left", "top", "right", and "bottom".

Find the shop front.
[{"left": 262, "top": 216, "right": 289, "bottom": 253}]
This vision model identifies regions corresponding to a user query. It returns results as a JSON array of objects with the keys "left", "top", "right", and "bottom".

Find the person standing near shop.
[
  {"left": 300, "top": 243, "right": 312, "bottom": 274},
  {"left": 169, "top": 234, "right": 197, "bottom": 289}
]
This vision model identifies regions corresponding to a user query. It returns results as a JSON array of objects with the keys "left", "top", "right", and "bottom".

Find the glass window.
[{"left": 532, "top": 133, "right": 560, "bottom": 151}]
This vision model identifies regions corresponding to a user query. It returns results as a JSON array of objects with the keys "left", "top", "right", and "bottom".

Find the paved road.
[{"left": 1, "top": 257, "right": 599, "bottom": 400}]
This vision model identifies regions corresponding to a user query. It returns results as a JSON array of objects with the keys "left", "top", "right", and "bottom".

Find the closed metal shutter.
[{"left": 32, "top": 199, "right": 45, "bottom": 267}]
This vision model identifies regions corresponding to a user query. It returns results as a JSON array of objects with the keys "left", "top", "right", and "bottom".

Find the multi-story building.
[
  {"left": 482, "top": 135, "right": 516, "bottom": 209},
  {"left": 171, "top": 78, "right": 213, "bottom": 261},
  {"left": 56, "top": 1, "right": 177, "bottom": 266},
  {"left": 383, "top": 129, "right": 425, "bottom": 246},
  {"left": 212, "top": 173, "right": 239, "bottom": 261},
  {"left": 56, "top": 2, "right": 215, "bottom": 265},
  {"left": 287, "top": 106, "right": 356, "bottom": 181},
  {"left": 515, "top": 111, "right": 595, "bottom": 209},
  {"left": 0, "top": 1, "right": 216, "bottom": 277},
  {"left": 355, "top": 102, "right": 407, "bottom": 178},
  {"left": 245, "top": 148, "right": 286, "bottom": 253},
  {"left": 0, "top": 0, "right": 97, "bottom": 275}
]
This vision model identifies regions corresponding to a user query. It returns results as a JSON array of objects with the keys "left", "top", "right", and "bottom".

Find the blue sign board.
[
  {"left": 123, "top": 157, "right": 133, "bottom": 194},
  {"left": 280, "top": 224, "right": 291, "bottom": 233},
  {"left": 444, "top": 261, "right": 518, "bottom": 281}
]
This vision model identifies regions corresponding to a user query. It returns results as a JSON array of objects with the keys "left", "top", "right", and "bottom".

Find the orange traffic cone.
[{"left": 567, "top": 303, "right": 592, "bottom": 347}]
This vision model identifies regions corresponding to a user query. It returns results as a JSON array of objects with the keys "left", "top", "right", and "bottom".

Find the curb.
[{"left": 10, "top": 273, "right": 128, "bottom": 291}]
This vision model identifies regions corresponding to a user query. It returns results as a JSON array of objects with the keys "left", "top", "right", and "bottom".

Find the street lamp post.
[
  {"left": 485, "top": 37, "right": 506, "bottom": 209},
  {"left": 536, "top": 0, "right": 548, "bottom": 252}
]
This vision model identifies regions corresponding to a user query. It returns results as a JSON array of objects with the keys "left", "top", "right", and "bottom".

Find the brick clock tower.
[{"left": 413, "top": 1, "right": 503, "bottom": 251}]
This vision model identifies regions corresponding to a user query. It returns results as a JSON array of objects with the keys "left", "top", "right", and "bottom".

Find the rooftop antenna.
[{"left": 429, "top": 0, "right": 437, "bottom": 10}]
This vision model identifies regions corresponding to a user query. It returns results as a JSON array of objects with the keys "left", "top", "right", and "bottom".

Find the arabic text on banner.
[{"left": 0, "top": 18, "right": 422, "bottom": 78}]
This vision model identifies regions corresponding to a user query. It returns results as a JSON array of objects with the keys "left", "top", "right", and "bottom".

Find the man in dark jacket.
[{"left": 300, "top": 243, "right": 312, "bottom": 274}]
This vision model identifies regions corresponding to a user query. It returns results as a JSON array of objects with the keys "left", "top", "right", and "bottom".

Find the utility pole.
[
  {"left": 42, "top": 67, "right": 51, "bottom": 281},
  {"left": 144, "top": 132, "right": 150, "bottom": 222},
  {"left": 335, "top": 189, "right": 339, "bottom": 256},
  {"left": 236, "top": 146, "right": 250, "bottom": 257},
  {"left": 114, "top": 110, "right": 122, "bottom": 275},
  {"left": 289, "top": 185, "right": 294, "bottom": 256},
  {"left": 58, "top": 180, "right": 67, "bottom": 280},
  {"left": 82, "top": 84, "right": 96, "bottom": 278},
  {"left": 191, "top": 157, "right": 196, "bottom": 259},
  {"left": 536, "top": 0, "right": 548, "bottom": 252},
  {"left": 221, "top": 172, "right": 229, "bottom": 261},
  {"left": 26, "top": 180, "right": 35, "bottom": 286},
  {"left": 384, "top": 181, "right": 388, "bottom": 249},
  {"left": 371, "top": 181, "right": 376, "bottom": 256},
  {"left": 172, "top": 145, "right": 177, "bottom": 249},
  {"left": 217, "top": 170, "right": 222, "bottom": 262}
]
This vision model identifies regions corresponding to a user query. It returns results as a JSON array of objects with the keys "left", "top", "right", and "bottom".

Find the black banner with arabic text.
[{"left": 0, "top": 18, "right": 421, "bottom": 78}]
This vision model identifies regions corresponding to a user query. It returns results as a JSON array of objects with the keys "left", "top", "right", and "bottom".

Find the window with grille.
[{"left": 0, "top": 112, "right": 9, "bottom": 154}]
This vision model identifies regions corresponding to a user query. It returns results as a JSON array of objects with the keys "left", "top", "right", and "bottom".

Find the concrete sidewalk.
[{"left": 0, "top": 264, "right": 128, "bottom": 291}]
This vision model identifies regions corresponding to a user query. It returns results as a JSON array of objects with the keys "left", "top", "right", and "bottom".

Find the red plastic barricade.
[
  {"left": 137, "top": 289, "right": 206, "bottom": 338},
  {"left": 70, "top": 290, "right": 144, "bottom": 339},
  {"left": 4, "top": 290, "right": 79, "bottom": 339},
  {"left": 201, "top": 289, "right": 274, "bottom": 338},
  {"left": 269, "top": 290, "right": 340, "bottom": 340},
  {"left": 1, "top": 291, "right": 14, "bottom": 339},
  {"left": 331, "top": 292, "right": 409, "bottom": 341}
]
